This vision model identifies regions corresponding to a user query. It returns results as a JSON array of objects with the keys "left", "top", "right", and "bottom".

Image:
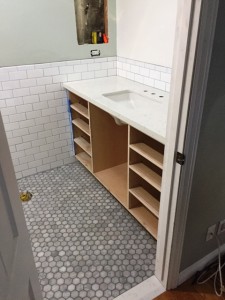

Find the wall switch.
[
  {"left": 206, "top": 224, "right": 217, "bottom": 241},
  {"left": 217, "top": 219, "right": 225, "bottom": 235}
]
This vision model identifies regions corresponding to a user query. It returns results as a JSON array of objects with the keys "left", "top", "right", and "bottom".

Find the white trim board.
[
  {"left": 178, "top": 243, "right": 225, "bottom": 286},
  {"left": 114, "top": 276, "right": 165, "bottom": 300}
]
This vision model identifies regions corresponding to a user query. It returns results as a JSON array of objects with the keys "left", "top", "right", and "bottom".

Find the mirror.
[{"left": 75, "top": 0, "right": 108, "bottom": 45}]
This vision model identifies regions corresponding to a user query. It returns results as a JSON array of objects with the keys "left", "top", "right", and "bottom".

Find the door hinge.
[{"left": 176, "top": 152, "right": 185, "bottom": 165}]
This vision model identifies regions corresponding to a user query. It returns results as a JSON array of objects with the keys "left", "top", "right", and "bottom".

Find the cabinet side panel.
[{"left": 90, "top": 104, "right": 128, "bottom": 173}]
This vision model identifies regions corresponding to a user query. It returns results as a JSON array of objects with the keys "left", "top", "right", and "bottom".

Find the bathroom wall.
[
  {"left": 0, "top": 0, "right": 116, "bottom": 67},
  {"left": 116, "top": 0, "right": 178, "bottom": 68},
  {"left": 0, "top": 57, "right": 117, "bottom": 179}
]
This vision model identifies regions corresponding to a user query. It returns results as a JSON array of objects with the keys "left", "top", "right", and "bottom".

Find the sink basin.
[{"left": 103, "top": 90, "right": 159, "bottom": 111}]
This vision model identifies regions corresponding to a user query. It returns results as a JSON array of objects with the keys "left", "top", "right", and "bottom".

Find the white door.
[{"left": 0, "top": 112, "right": 42, "bottom": 300}]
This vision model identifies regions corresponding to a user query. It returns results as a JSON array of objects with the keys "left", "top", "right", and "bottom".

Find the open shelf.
[
  {"left": 129, "top": 206, "right": 158, "bottom": 239},
  {"left": 74, "top": 137, "right": 92, "bottom": 157},
  {"left": 71, "top": 103, "right": 89, "bottom": 119},
  {"left": 129, "top": 187, "right": 159, "bottom": 218},
  {"left": 72, "top": 119, "right": 90, "bottom": 136},
  {"left": 76, "top": 152, "right": 92, "bottom": 171},
  {"left": 94, "top": 163, "right": 128, "bottom": 207},
  {"left": 129, "top": 163, "right": 162, "bottom": 192},
  {"left": 130, "top": 143, "right": 163, "bottom": 169}
]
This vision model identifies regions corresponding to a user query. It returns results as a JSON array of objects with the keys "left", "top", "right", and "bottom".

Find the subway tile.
[
  {"left": 20, "top": 78, "right": 36, "bottom": 88},
  {"left": 22, "top": 133, "right": 38, "bottom": 143},
  {"left": 27, "top": 69, "right": 44, "bottom": 78},
  {"left": 42, "top": 107, "right": 56, "bottom": 117},
  {"left": 25, "top": 147, "right": 40, "bottom": 156},
  {"left": 22, "top": 168, "right": 37, "bottom": 177},
  {"left": 1, "top": 106, "right": 17, "bottom": 116},
  {"left": 9, "top": 71, "right": 27, "bottom": 80},
  {"left": 36, "top": 76, "right": 53, "bottom": 86},
  {"left": 154, "top": 80, "right": 166, "bottom": 91},
  {"left": 11, "top": 150, "right": 25, "bottom": 159},
  {"left": 54, "top": 91, "right": 67, "bottom": 99},
  {"left": 67, "top": 73, "right": 82, "bottom": 82},
  {"left": 46, "top": 83, "right": 62, "bottom": 93},
  {"left": 16, "top": 141, "right": 32, "bottom": 151},
  {"left": 161, "top": 73, "right": 171, "bottom": 83},
  {"left": 8, "top": 136, "right": 23, "bottom": 146},
  {"left": 0, "top": 100, "right": 6, "bottom": 108},
  {"left": 28, "top": 125, "right": 44, "bottom": 134},
  {"left": 9, "top": 112, "right": 26, "bottom": 122},
  {"left": 17, "top": 65, "right": 34, "bottom": 71},
  {"left": 44, "top": 67, "right": 59, "bottom": 76},
  {"left": 23, "top": 94, "right": 39, "bottom": 104},
  {"left": 13, "top": 128, "right": 29, "bottom": 138},
  {"left": 13, "top": 87, "right": 30, "bottom": 97},
  {"left": 88, "top": 63, "right": 101, "bottom": 71},
  {"left": 59, "top": 66, "right": 74, "bottom": 75},
  {"left": 4, "top": 122, "right": 19, "bottom": 132},
  {"left": 33, "top": 101, "right": 48, "bottom": 110},
  {"left": 28, "top": 160, "right": 42, "bottom": 168},
  {"left": 43, "top": 156, "right": 57, "bottom": 164},
  {"left": 2, "top": 80, "right": 20, "bottom": 90},
  {"left": 81, "top": 71, "right": 94, "bottom": 80},
  {"left": 38, "top": 130, "right": 52, "bottom": 139},
  {"left": 30, "top": 85, "right": 46, "bottom": 95},
  {"left": 16, "top": 103, "right": 33, "bottom": 113},
  {"left": 6, "top": 97, "right": 23, "bottom": 107},
  {"left": 32, "top": 138, "right": 46, "bottom": 148},
  {"left": 34, "top": 151, "right": 49, "bottom": 160},
  {"left": 37, "top": 164, "right": 50, "bottom": 172},
  {"left": 74, "top": 64, "right": 88, "bottom": 73},
  {"left": 150, "top": 70, "right": 161, "bottom": 80},
  {"left": 35, "top": 116, "right": 50, "bottom": 125},
  {"left": 19, "top": 119, "right": 36, "bottom": 129},
  {"left": 39, "top": 92, "right": 55, "bottom": 102},
  {"left": 52, "top": 75, "right": 68, "bottom": 83},
  {"left": 40, "top": 143, "right": 54, "bottom": 152},
  {"left": 26, "top": 110, "right": 42, "bottom": 119},
  {"left": 0, "top": 72, "right": 10, "bottom": 81},
  {"left": 95, "top": 70, "right": 107, "bottom": 78},
  {"left": 0, "top": 90, "right": 13, "bottom": 99},
  {"left": 14, "top": 163, "right": 28, "bottom": 172}
]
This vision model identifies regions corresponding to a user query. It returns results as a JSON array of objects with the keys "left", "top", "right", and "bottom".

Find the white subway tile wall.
[
  {"left": 0, "top": 57, "right": 117, "bottom": 179},
  {"left": 117, "top": 57, "right": 172, "bottom": 92},
  {"left": 0, "top": 56, "right": 171, "bottom": 179}
]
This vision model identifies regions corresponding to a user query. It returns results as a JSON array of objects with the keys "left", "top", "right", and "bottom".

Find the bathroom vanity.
[{"left": 64, "top": 76, "right": 169, "bottom": 240}]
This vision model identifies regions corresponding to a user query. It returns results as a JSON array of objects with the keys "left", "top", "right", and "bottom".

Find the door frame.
[{"left": 155, "top": 0, "right": 219, "bottom": 289}]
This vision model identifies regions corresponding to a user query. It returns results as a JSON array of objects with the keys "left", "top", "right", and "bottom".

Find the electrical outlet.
[
  {"left": 206, "top": 224, "right": 217, "bottom": 241},
  {"left": 217, "top": 219, "right": 225, "bottom": 235}
]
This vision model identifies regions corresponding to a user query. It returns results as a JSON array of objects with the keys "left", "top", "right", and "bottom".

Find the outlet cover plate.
[
  {"left": 217, "top": 219, "right": 225, "bottom": 235},
  {"left": 206, "top": 224, "right": 217, "bottom": 241}
]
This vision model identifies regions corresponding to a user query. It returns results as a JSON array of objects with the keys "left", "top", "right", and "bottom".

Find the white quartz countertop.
[{"left": 63, "top": 76, "right": 169, "bottom": 144}]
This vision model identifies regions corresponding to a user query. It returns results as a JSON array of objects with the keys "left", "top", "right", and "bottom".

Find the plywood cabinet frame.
[{"left": 69, "top": 92, "right": 165, "bottom": 240}]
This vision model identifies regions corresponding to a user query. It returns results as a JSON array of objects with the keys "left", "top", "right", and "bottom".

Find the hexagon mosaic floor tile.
[{"left": 19, "top": 161, "right": 156, "bottom": 300}]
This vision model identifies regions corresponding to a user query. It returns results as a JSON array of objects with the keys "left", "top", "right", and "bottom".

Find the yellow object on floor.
[{"left": 20, "top": 191, "right": 32, "bottom": 202}]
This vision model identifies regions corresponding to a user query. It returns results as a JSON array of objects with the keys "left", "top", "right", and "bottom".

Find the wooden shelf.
[
  {"left": 94, "top": 163, "right": 128, "bottom": 208},
  {"left": 129, "top": 163, "right": 162, "bottom": 192},
  {"left": 129, "top": 206, "right": 158, "bottom": 239},
  {"left": 130, "top": 143, "right": 163, "bottom": 169},
  {"left": 72, "top": 119, "right": 90, "bottom": 136},
  {"left": 129, "top": 187, "right": 159, "bottom": 218},
  {"left": 74, "top": 137, "right": 92, "bottom": 156},
  {"left": 76, "top": 152, "right": 92, "bottom": 171},
  {"left": 71, "top": 103, "right": 89, "bottom": 119}
]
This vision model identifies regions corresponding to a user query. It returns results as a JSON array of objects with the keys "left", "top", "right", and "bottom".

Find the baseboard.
[{"left": 178, "top": 243, "right": 225, "bottom": 285}]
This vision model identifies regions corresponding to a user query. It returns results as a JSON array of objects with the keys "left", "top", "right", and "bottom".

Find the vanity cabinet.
[{"left": 69, "top": 91, "right": 164, "bottom": 240}]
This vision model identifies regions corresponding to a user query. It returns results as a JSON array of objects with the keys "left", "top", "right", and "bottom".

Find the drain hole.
[
  {"left": 159, "top": 96, "right": 164, "bottom": 98},
  {"left": 151, "top": 93, "right": 156, "bottom": 95},
  {"left": 144, "top": 90, "right": 148, "bottom": 92}
]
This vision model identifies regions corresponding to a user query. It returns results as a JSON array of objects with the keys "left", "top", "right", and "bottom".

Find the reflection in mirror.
[{"left": 75, "top": 0, "right": 108, "bottom": 45}]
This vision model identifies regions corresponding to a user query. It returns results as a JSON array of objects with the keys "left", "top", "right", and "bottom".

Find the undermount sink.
[{"left": 103, "top": 90, "right": 161, "bottom": 111}]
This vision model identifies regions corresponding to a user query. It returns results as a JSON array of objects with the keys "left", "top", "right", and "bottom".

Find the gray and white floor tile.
[{"left": 19, "top": 161, "right": 156, "bottom": 300}]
